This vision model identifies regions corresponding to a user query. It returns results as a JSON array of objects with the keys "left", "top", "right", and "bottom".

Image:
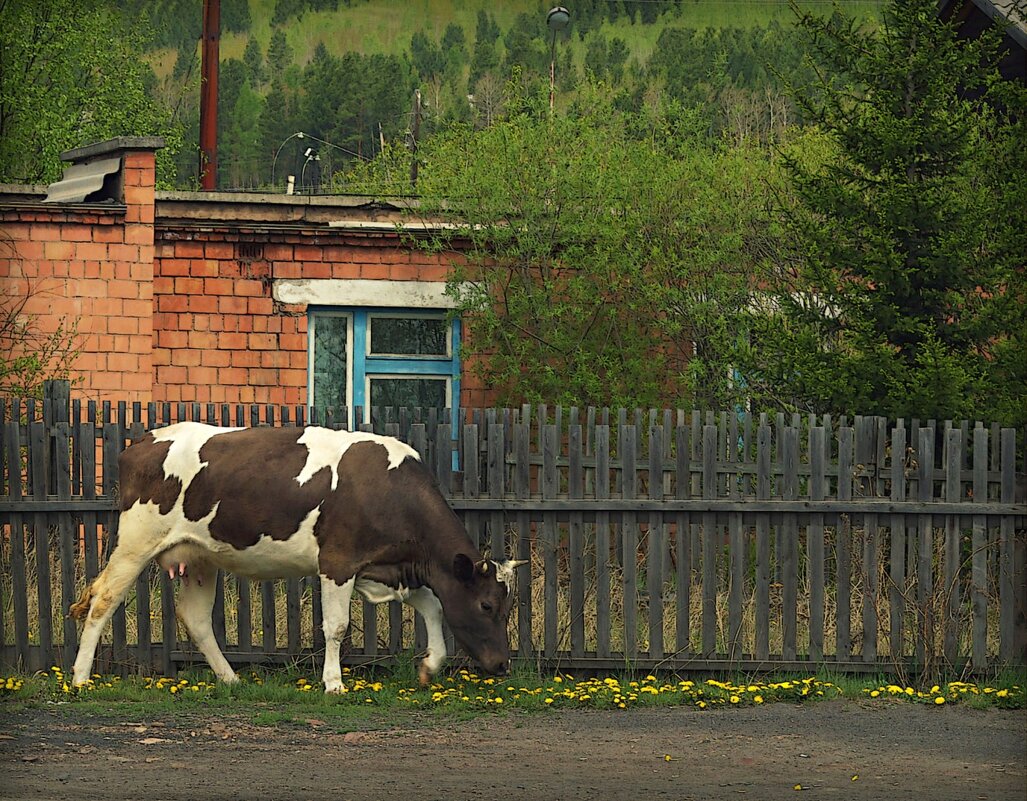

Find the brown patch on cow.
[
  {"left": 68, "top": 585, "right": 94, "bottom": 621},
  {"left": 90, "top": 591, "right": 114, "bottom": 620},
  {"left": 182, "top": 427, "right": 332, "bottom": 549},
  {"left": 118, "top": 435, "right": 181, "bottom": 514}
]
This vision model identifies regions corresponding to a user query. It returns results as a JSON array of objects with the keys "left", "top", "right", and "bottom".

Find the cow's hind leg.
[
  {"left": 405, "top": 587, "right": 446, "bottom": 687},
  {"left": 71, "top": 512, "right": 159, "bottom": 686},
  {"left": 320, "top": 575, "right": 355, "bottom": 693},
  {"left": 175, "top": 565, "right": 238, "bottom": 684}
]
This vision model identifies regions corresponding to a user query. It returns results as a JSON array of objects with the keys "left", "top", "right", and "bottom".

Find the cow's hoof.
[
  {"left": 325, "top": 682, "right": 345, "bottom": 695},
  {"left": 418, "top": 664, "right": 432, "bottom": 688}
]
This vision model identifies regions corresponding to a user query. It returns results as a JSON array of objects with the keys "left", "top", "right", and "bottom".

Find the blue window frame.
[{"left": 308, "top": 307, "right": 460, "bottom": 427}]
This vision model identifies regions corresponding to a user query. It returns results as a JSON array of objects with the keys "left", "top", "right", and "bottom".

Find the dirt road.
[{"left": 1, "top": 702, "right": 1024, "bottom": 801}]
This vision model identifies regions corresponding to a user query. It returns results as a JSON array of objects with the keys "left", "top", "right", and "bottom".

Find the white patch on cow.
[
  {"left": 354, "top": 579, "right": 410, "bottom": 604},
  {"left": 152, "top": 422, "right": 242, "bottom": 487},
  {"left": 295, "top": 427, "right": 419, "bottom": 491}
]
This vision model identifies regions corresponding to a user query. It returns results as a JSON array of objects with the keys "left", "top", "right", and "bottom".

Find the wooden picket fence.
[{"left": 1, "top": 383, "right": 1025, "bottom": 679}]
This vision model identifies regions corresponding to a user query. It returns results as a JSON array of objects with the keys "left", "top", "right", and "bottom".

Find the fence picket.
[{"left": 1, "top": 396, "right": 1024, "bottom": 676}]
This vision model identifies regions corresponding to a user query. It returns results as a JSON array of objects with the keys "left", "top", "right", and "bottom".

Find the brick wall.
[
  {"left": 1, "top": 137, "right": 495, "bottom": 410},
  {"left": 0, "top": 142, "right": 158, "bottom": 401}
]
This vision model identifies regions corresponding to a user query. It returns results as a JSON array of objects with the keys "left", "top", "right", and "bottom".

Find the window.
[{"left": 309, "top": 308, "right": 460, "bottom": 426}]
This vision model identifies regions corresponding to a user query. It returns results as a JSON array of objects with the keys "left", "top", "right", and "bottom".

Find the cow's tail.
[{"left": 69, "top": 583, "right": 95, "bottom": 621}]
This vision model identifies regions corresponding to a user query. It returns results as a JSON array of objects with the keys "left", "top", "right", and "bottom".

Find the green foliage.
[
  {"left": 744, "top": 0, "right": 1027, "bottom": 425},
  {"left": 0, "top": 0, "right": 182, "bottom": 184},
  {"left": 386, "top": 84, "right": 781, "bottom": 408}
]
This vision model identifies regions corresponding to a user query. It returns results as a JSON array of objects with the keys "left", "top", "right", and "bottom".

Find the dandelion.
[{"left": 934, "top": 696, "right": 945, "bottom": 705}]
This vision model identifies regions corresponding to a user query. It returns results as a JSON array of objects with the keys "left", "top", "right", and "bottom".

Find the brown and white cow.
[{"left": 70, "top": 422, "right": 525, "bottom": 691}]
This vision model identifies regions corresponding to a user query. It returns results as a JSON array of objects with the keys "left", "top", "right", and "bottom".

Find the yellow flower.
[
  {"left": 934, "top": 696, "right": 945, "bottom": 705},
  {"left": 870, "top": 690, "right": 880, "bottom": 698},
  {"left": 730, "top": 695, "right": 740, "bottom": 704},
  {"left": 753, "top": 695, "right": 764, "bottom": 704}
]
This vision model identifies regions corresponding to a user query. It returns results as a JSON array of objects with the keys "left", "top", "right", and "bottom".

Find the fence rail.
[{"left": 1, "top": 384, "right": 1025, "bottom": 679}]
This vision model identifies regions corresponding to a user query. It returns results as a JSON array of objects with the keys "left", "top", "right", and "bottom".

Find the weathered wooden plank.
[
  {"left": 286, "top": 578, "right": 302, "bottom": 655},
  {"left": 943, "top": 428, "right": 962, "bottom": 666},
  {"left": 971, "top": 426, "right": 988, "bottom": 671},
  {"left": 621, "top": 425, "right": 638, "bottom": 661},
  {"left": 487, "top": 423, "right": 506, "bottom": 571},
  {"left": 916, "top": 427, "right": 935, "bottom": 667},
  {"left": 54, "top": 422, "right": 78, "bottom": 665},
  {"left": 30, "top": 422, "right": 53, "bottom": 671},
  {"left": 514, "top": 423, "right": 533, "bottom": 660},
  {"left": 781, "top": 426, "right": 798, "bottom": 662},
  {"left": 463, "top": 424, "right": 481, "bottom": 551},
  {"left": 998, "top": 429, "right": 1018, "bottom": 663},
  {"left": 862, "top": 511, "right": 879, "bottom": 664},
  {"left": 595, "top": 425, "right": 612, "bottom": 659},
  {"left": 648, "top": 425, "right": 665, "bottom": 660},
  {"left": 889, "top": 424, "right": 907, "bottom": 661},
  {"left": 568, "top": 424, "right": 585, "bottom": 660},
  {"left": 701, "top": 424, "right": 717, "bottom": 658},
  {"left": 236, "top": 577, "right": 252, "bottom": 653},
  {"left": 103, "top": 423, "right": 127, "bottom": 673},
  {"left": 755, "top": 420, "right": 771, "bottom": 662},
  {"left": 836, "top": 426, "right": 854, "bottom": 662},
  {"left": 5, "top": 423, "right": 30, "bottom": 670},
  {"left": 809, "top": 426, "right": 826, "bottom": 662},
  {"left": 542, "top": 425, "right": 559, "bottom": 658},
  {"left": 674, "top": 425, "right": 691, "bottom": 655}
]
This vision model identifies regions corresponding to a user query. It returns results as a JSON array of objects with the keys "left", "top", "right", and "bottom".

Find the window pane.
[
  {"left": 370, "top": 316, "right": 447, "bottom": 356},
  {"left": 369, "top": 377, "right": 447, "bottom": 410},
  {"left": 313, "top": 316, "right": 348, "bottom": 411}
]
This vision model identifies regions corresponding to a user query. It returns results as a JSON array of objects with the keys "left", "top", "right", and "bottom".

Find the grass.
[{"left": 2, "top": 664, "right": 1023, "bottom": 719}]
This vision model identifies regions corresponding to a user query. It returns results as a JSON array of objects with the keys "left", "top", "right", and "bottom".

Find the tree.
[
  {"left": 267, "top": 29, "right": 294, "bottom": 82},
  {"left": 0, "top": 0, "right": 180, "bottom": 184},
  {"left": 402, "top": 86, "right": 779, "bottom": 408},
  {"left": 243, "top": 35, "right": 266, "bottom": 86},
  {"left": 745, "top": 0, "right": 1027, "bottom": 425}
]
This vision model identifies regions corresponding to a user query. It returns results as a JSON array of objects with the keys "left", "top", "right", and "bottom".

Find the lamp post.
[
  {"left": 301, "top": 148, "right": 320, "bottom": 194},
  {"left": 270, "top": 131, "right": 368, "bottom": 192},
  {"left": 547, "top": 6, "right": 570, "bottom": 113},
  {"left": 270, "top": 131, "right": 305, "bottom": 191}
]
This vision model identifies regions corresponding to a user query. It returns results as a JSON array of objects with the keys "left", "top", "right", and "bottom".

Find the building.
[{"left": 1, "top": 137, "right": 490, "bottom": 419}]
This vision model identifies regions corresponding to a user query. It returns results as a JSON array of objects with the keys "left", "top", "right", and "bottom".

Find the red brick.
[
  {"left": 174, "top": 277, "right": 203, "bottom": 294},
  {"left": 218, "top": 332, "right": 247, "bottom": 349},
  {"left": 108, "top": 316, "right": 139, "bottom": 335},
  {"left": 188, "top": 330, "right": 218, "bottom": 350},
  {"left": 201, "top": 349, "right": 231, "bottom": 367},
  {"left": 157, "top": 365, "right": 188, "bottom": 384},
  {"left": 109, "top": 243, "right": 140, "bottom": 262},
  {"left": 125, "top": 225, "right": 152, "bottom": 245},
  {"left": 294, "top": 245, "right": 322, "bottom": 262},
  {"left": 108, "top": 280, "right": 139, "bottom": 299},
  {"left": 153, "top": 276, "right": 174, "bottom": 294},
  {"left": 301, "top": 262, "right": 331, "bottom": 279},
  {"left": 190, "top": 259, "right": 220, "bottom": 277},
  {"left": 158, "top": 258, "right": 190, "bottom": 276},
  {"left": 264, "top": 244, "right": 294, "bottom": 260},
  {"left": 219, "top": 367, "right": 248, "bottom": 385},
  {"left": 272, "top": 262, "right": 302, "bottom": 279},
  {"left": 152, "top": 348, "right": 171, "bottom": 366},
  {"left": 121, "top": 372, "right": 153, "bottom": 394},
  {"left": 231, "top": 350, "right": 260, "bottom": 368},
  {"left": 28, "top": 223, "right": 61, "bottom": 241},
  {"left": 234, "top": 279, "right": 263, "bottom": 297},
  {"left": 205, "top": 241, "right": 233, "bottom": 258},
  {"left": 124, "top": 185, "right": 153, "bottom": 207},
  {"left": 189, "top": 295, "right": 218, "bottom": 313},
  {"left": 43, "top": 241, "right": 74, "bottom": 261},
  {"left": 175, "top": 241, "right": 204, "bottom": 258},
  {"left": 158, "top": 330, "right": 188, "bottom": 349},
  {"left": 215, "top": 295, "right": 244, "bottom": 314},
  {"left": 107, "top": 353, "right": 139, "bottom": 372},
  {"left": 249, "top": 368, "right": 279, "bottom": 386},
  {"left": 157, "top": 295, "right": 189, "bottom": 312},
  {"left": 124, "top": 298, "right": 152, "bottom": 318},
  {"left": 359, "top": 263, "right": 393, "bottom": 279},
  {"left": 204, "top": 277, "right": 234, "bottom": 295},
  {"left": 61, "top": 226, "right": 92, "bottom": 242},
  {"left": 187, "top": 366, "right": 220, "bottom": 385},
  {"left": 331, "top": 263, "right": 362, "bottom": 279},
  {"left": 279, "top": 333, "right": 307, "bottom": 351},
  {"left": 248, "top": 297, "right": 274, "bottom": 315},
  {"left": 278, "top": 369, "right": 307, "bottom": 388},
  {"left": 248, "top": 333, "right": 276, "bottom": 350},
  {"left": 171, "top": 349, "right": 202, "bottom": 366}
]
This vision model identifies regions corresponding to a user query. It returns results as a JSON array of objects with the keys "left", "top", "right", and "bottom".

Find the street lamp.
[
  {"left": 301, "top": 148, "right": 320, "bottom": 194},
  {"left": 547, "top": 6, "right": 570, "bottom": 112},
  {"left": 270, "top": 131, "right": 368, "bottom": 192},
  {"left": 270, "top": 131, "right": 305, "bottom": 190}
]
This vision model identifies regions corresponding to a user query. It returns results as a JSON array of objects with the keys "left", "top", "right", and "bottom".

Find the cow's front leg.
[
  {"left": 320, "top": 575, "right": 355, "bottom": 693},
  {"left": 405, "top": 587, "right": 447, "bottom": 687}
]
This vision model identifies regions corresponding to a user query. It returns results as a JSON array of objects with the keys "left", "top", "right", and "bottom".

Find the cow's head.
[{"left": 443, "top": 553, "right": 526, "bottom": 675}]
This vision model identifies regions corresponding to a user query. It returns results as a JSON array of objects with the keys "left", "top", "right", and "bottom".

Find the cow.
[{"left": 69, "top": 422, "right": 526, "bottom": 692}]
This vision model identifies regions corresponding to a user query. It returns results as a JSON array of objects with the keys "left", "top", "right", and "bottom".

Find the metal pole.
[{"left": 199, "top": 0, "right": 220, "bottom": 191}]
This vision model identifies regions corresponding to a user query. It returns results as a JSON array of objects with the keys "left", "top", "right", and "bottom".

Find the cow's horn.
[
  {"left": 478, "top": 560, "right": 490, "bottom": 575},
  {"left": 506, "top": 559, "right": 529, "bottom": 570}
]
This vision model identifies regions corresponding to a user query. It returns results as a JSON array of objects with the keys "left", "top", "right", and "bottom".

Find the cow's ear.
[{"left": 453, "top": 553, "right": 475, "bottom": 583}]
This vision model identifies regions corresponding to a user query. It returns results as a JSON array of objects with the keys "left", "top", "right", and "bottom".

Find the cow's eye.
[{"left": 481, "top": 601, "right": 493, "bottom": 614}]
